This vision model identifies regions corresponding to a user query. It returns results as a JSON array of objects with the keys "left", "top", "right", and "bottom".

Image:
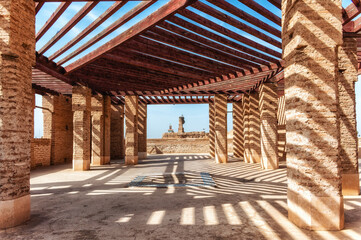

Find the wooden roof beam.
[{"left": 65, "top": 0, "right": 197, "bottom": 73}]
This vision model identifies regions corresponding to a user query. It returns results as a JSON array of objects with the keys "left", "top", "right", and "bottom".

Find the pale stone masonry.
[
  {"left": 110, "top": 104, "right": 124, "bottom": 159},
  {"left": 243, "top": 94, "right": 251, "bottom": 163},
  {"left": 125, "top": 95, "right": 139, "bottom": 165},
  {"left": 72, "top": 85, "right": 91, "bottom": 171},
  {"left": 103, "top": 95, "right": 111, "bottom": 164},
  {"left": 233, "top": 101, "right": 244, "bottom": 159},
  {"left": 91, "top": 94, "right": 105, "bottom": 166},
  {"left": 214, "top": 94, "right": 228, "bottom": 163},
  {"left": 259, "top": 83, "right": 279, "bottom": 170},
  {"left": 43, "top": 95, "right": 73, "bottom": 165},
  {"left": 282, "top": 0, "right": 344, "bottom": 230},
  {"left": 209, "top": 102, "right": 215, "bottom": 158},
  {"left": 338, "top": 37, "right": 360, "bottom": 196},
  {"left": 249, "top": 92, "right": 261, "bottom": 163},
  {"left": 0, "top": 0, "right": 35, "bottom": 229},
  {"left": 138, "top": 101, "right": 147, "bottom": 160}
]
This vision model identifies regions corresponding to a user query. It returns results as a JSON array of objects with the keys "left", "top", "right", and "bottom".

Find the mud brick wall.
[
  {"left": 31, "top": 139, "right": 51, "bottom": 168},
  {"left": 110, "top": 104, "right": 124, "bottom": 159}
]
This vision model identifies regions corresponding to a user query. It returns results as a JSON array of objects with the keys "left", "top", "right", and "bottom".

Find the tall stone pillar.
[
  {"left": 209, "top": 102, "right": 215, "bottom": 158},
  {"left": 243, "top": 94, "right": 251, "bottom": 163},
  {"left": 72, "top": 86, "right": 91, "bottom": 171},
  {"left": 214, "top": 94, "right": 228, "bottom": 163},
  {"left": 138, "top": 101, "right": 147, "bottom": 160},
  {"left": 259, "top": 83, "right": 278, "bottom": 170},
  {"left": 91, "top": 94, "right": 105, "bottom": 166},
  {"left": 282, "top": 0, "right": 344, "bottom": 230},
  {"left": 338, "top": 37, "right": 359, "bottom": 196},
  {"left": 125, "top": 95, "right": 139, "bottom": 165},
  {"left": 0, "top": 0, "right": 35, "bottom": 229},
  {"left": 43, "top": 95, "right": 73, "bottom": 165},
  {"left": 103, "top": 95, "right": 111, "bottom": 164},
  {"left": 233, "top": 101, "right": 244, "bottom": 159},
  {"left": 110, "top": 104, "right": 124, "bottom": 159},
  {"left": 249, "top": 92, "right": 261, "bottom": 163}
]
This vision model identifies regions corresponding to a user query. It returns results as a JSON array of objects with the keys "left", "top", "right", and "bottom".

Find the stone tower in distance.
[{"left": 178, "top": 115, "right": 185, "bottom": 133}]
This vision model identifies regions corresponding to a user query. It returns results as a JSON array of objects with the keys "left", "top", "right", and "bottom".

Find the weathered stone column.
[
  {"left": 233, "top": 101, "right": 244, "bottom": 159},
  {"left": 91, "top": 94, "right": 105, "bottom": 166},
  {"left": 138, "top": 101, "right": 147, "bottom": 160},
  {"left": 209, "top": 102, "right": 215, "bottom": 158},
  {"left": 72, "top": 86, "right": 91, "bottom": 171},
  {"left": 283, "top": 0, "right": 344, "bottom": 230},
  {"left": 214, "top": 94, "right": 228, "bottom": 163},
  {"left": 243, "top": 94, "right": 251, "bottom": 163},
  {"left": 0, "top": 0, "right": 35, "bottom": 229},
  {"left": 43, "top": 95, "right": 73, "bottom": 165},
  {"left": 249, "top": 92, "right": 261, "bottom": 163},
  {"left": 111, "top": 104, "right": 125, "bottom": 159},
  {"left": 259, "top": 83, "right": 278, "bottom": 170},
  {"left": 125, "top": 95, "right": 139, "bottom": 165},
  {"left": 103, "top": 95, "right": 111, "bottom": 164},
  {"left": 338, "top": 37, "right": 360, "bottom": 196}
]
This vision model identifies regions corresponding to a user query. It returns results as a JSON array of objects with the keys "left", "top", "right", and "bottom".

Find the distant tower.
[
  {"left": 168, "top": 124, "right": 174, "bottom": 133},
  {"left": 178, "top": 115, "right": 185, "bottom": 133}
]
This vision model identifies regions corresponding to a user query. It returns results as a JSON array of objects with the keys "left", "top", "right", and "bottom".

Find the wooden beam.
[{"left": 65, "top": 0, "right": 196, "bottom": 73}]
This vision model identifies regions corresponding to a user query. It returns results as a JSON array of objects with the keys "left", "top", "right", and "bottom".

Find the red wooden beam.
[
  {"left": 36, "top": 2, "right": 71, "bottom": 41},
  {"left": 39, "top": 1, "right": 99, "bottom": 55},
  {"left": 237, "top": 0, "right": 281, "bottom": 26},
  {"left": 35, "top": 2, "right": 44, "bottom": 14},
  {"left": 65, "top": 0, "right": 197, "bottom": 73},
  {"left": 343, "top": 2, "right": 361, "bottom": 25}
]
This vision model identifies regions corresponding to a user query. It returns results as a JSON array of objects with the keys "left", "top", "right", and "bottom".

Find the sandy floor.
[{"left": 1, "top": 154, "right": 361, "bottom": 240}]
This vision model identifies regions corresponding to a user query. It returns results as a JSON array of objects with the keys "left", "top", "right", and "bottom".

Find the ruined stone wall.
[
  {"left": 162, "top": 131, "right": 209, "bottom": 139},
  {"left": 147, "top": 138, "right": 233, "bottom": 154},
  {"left": 31, "top": 139, "right": 51, "bottom": 168}
]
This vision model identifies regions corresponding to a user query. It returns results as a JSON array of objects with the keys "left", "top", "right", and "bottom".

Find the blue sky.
[{"left": 34, "top": 0, "right": 361, "bottom": 138}]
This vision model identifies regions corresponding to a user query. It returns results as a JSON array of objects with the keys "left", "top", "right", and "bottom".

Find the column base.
[
  {"left": 138, "top": 152, "right": 147, "bottom": 160},
  {"left": 342, "top": 173, "right": 360, "bottom": 196},
  {"left": 73, "top": 159, "right": 90, "bottom": 171},
  {"left": 244, "top": 149, "right": 251, "bottom": 163},
  {"left": 250, "top": 150, "right": 261, "bottom": 163},
  {"left": 103, "top": 156, "right": 110, "bottom": 164},
  {"left": 91, "top": 156, "right": 102, "bottom": 166},
  {"left": 288, "top": 191, "right": 344, "bottom": 230},
  {"left": 0, "top": 195, "right": 30, "bottom": 229},
  {"left": 261, "top": 157, "right": 279, "bottom": 170},
  {"left": 125, "top": 156, "right": 138, "bottom": 165},
  {"left": 215, "top": 153, "right": 228, "bottom": 164}
]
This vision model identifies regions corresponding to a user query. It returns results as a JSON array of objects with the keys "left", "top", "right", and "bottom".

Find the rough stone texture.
[
  {"left": 233, "top": 101, "right": 244, "bottom": 159},
  {"left": 282, "top": 0, "right": 344, "bottom": 230},
  {"left": 110, "top": 104, "right": 124, "bottom": 160},
  {"left": 43, "top": 95, "right": 73, "bottom": 165},
  {"left": 277, "top": 95, "right": 286, "bottom": 162},
  {"left": 243, "top": 94, "right": 251, "bottom": 163},
  {"left": 249, "top": 92, "right": 261, "bottom": 163},
  {"left": 338, "top": 37, "right": 360, "bottom": 196},
  {"left": 162, "top": 131, "right": 208, "bottom": 139},
  {"left": 30, "top": 139, "right": 51, "bottom": 168},
  {"left": 209, "top": 102, "right": 215, "bottom": 158},
  {"left": 259, "top": 83, "right": 279, "bottom": 170},
  {"left": 125, "top": 95, "right": 139, "bottom": 165},
  {"left": 0, "top": 0, "right": 35, "bottom": 228},
  {"left": 91, "top": 94, "right": 105, "bottom": 166},
  {"left": 72, "top": 86, "right": 91, "bottom": 171},
  {"left": 214, "top": 94, "right": 228, "bottom": 163},
  {"left": 103, "top": 95, "right": 111, "bottom": 164},
  {"left": 178, "top": 116, "right": 185, "bottom": 133},
  {"left": 147, "top": 138, "right": 233, "bottom": 154},
  {"left": 138, "top": 101, "right": 147, "bottom": 159}
]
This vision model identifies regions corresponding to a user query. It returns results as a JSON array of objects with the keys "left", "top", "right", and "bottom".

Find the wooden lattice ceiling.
[{"left": 33, "top": 0, "right": 361, "bottom": 104}]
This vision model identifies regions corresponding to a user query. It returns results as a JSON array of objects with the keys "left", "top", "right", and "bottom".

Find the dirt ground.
[{"left": 1, "top": 154, "right": 361, "bottom": 240}]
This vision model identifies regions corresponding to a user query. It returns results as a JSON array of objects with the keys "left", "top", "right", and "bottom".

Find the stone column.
[
  {"left": 43, "top": 95, "right": 73, "bottom": 165},
  {"left": 338, "top": 37, "right": 360, "bottom": 196},
  {"left": 243, "top": 94, "right": 251, "bottom": 163},
  {"left": 249, "top": 92, "right": 261, "bottom": 163},
  {"left": 125, "top": 95, "right": 139, "bottom": 165},
  {"left": 259, "top": 83, "right": 278, "bottom": 170},
  {"left": 282, "top": 0, "right": 344, "bottom": 230},
  {"left": 233, "top": 101, "right": 244, "bottom": 159},
  {"left": 103, "top": 95, "right": 111, "bottom": 164},
  {"left": 209, "top": 102, "right": 215, "bottom": 158},
  {"left": 0, "top": 0, "right": 35, "bottom": 229},
  {"left": 138, "top": 101, "right": 147, "bottom": 160},
  {"left": 72, "top": 86, "right": 91, "bottom": 171},
  {"left": 91, "top": 94, "right": 105, "bottom": 166},
  {"left": 214, "top": 94, "right": 228, "bottom": 163},
  {"left": 110, "top": 104, "right": 124, "bottom": 159}
]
